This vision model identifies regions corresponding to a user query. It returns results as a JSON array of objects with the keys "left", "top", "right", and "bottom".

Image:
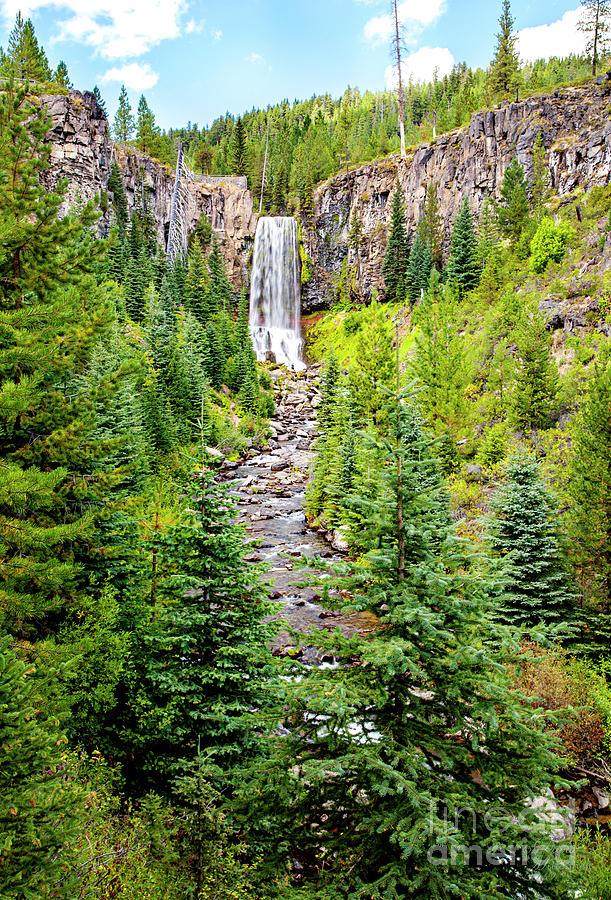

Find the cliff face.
[
  {"left": 303, "top": 78, "right": 611, "bottom": 310},
  {"left": 40, "top": 90, "right": 256, "bottom": 285}
]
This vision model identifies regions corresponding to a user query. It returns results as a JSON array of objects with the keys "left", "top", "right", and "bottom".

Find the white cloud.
[
  {"left": 247, "top": 52, "right": 271, "bottom": 70},
  {"left": 517, "top": 8, "right": 587, "bottom": 62},
  {"left": 185, "top": 18, "right": 204, "bottom": 35},
  {"left": 213, "top": 29, "right": 223, "bottom": 41},
  {"left": 385, "top": 46, "right": 455, "bottom": 86},
  {"left": 364, "top": 0, "right": 447, "bottom": 45},
  {"left": 1, "top": 0, "right": 188, "bottom": 60},
  {"left": 101, "top": 61, "right": 158, "bottom": 90}
]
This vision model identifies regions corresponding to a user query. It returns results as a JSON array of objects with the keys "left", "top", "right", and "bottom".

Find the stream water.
[{"left": 219, "top": 366, "right": 377, "bottom": 657}]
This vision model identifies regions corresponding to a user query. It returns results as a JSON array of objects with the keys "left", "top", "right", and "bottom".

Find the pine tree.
[
  {"left": 92, "top": 85, "right": 107, "bottom": 115},
  {"left": 230, "top": 116, "right": 248, "bottom": 176},
  {"left": 348, "top": 299, "right": 395, "bottom": 428},
  {"left": 133, "top": 470, "right": 274, "bottom": 787},
  {"left": 410, "top": 284, "right": 470, "bottom": 439},
  {"left": 489, "top": 0, "right": 520, "bottom": 99},
  {"left": 497, "top": 157, "right": 529, "bottom": 243},
  {"left": 0, "top": 638, "right": 85, "bottom": 897},
  {"left": 445, "top": 198, "right": 480, "bottom": 293},
  {"left": 0, "top": 13, "right": 51, "bottom": 82},
  {"left": 113, "top": 85, "right": 135, "bottom": 142},
  {"left": 419, "top": 182, "right": 444, "bottom": 270},
  {"left": 54, "top": 60, "right": 71, "bottom": 88},
  {"left": 383, "top": 186, "right": 409, "bottom": 301},
  {"left": 579, "top": 0, "right": 611, "bottom": 76},
  {"left": 207, "top": 235, "right": 233, "bottom": 313},
  {"left": 567, "top": 354, "right": 611, "bottom": 606},
  {"left": 511, "top": 312, "right": 558, "bottom": 430},
  {"left": 299, "top": 174, "right": 314, "bottom": 223},
  {"left": 406, "top": 226, "right": 434, "bottom": 301},
  {"left": 136, "top": 95, "right": 159, "bottom": 155},
  {"left": 477, "top": 199, "right": 501, "bottom": 264},
  {"left": 488, "top": 454, "right": 578, "bottom": 631},
  {"left": 0, "top": 78, "right": 113, "bottom": 632},
  {"left": 186, "top": 241, "right": 210, "bottom": 323},
  {"left": 107, "top": 162, "right": 129, "bottom": 234},
  {"left": 240, "top": 392, "right": 567, "bottom": 898}
]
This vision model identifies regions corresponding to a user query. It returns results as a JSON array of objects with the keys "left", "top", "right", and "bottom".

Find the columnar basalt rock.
[
  {"left": 40, "top": 90, "right": 256, "bottom": 286},
  {"left": 302, "top": 78, "right": 611, "bottom": 310}
]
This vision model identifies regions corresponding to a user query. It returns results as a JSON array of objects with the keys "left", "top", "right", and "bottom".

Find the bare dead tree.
[{"left": 391, "top": 0, "right": 407, "bottom": 159}]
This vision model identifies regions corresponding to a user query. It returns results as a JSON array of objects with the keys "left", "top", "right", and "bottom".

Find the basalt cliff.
[
  {"left": 40, "top": 90, "right": 256, "bottom": 285},
  {"left": 302, "top": 76, "right": 611, "bottom": 310},
  {"left": 41, "top": 78, "right": 611, "bottom": 305}
]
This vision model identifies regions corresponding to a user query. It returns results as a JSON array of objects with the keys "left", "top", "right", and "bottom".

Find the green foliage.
[
  {"left": 348, "top": 299, "right": 395, "bottom": 427},
  {"left": 487, "top": 453, "right": 578, "bottom": 631},
  {"left": 445, "top": 198, "right": 480, "bottom": 293},
  {"left": 530, "top": 218, "right": 574, "bottom": 273},
  {"left": 241, "top": 393, "right": 569, "bottom": 899},
  {"left": 132, "top": 469, "right": 274, "bottom": 788},
  {"left": 497, "top": 158, "right": 530, "bottom": 243},
  {"left": 114, "top": 85, "right": 135, "bottom": 142},
  {"left": 136, "top": 94, "right": 160, "bottom": 155},
  {"left": 489, "top": 0, "right": 520, "bottom": 98},
  {"left": 406, "top": 226, "right": 434, "bottom": 301},
  {"left": 567, "top": 353, "right": 611, "bottom": 607},
  {"left": 530, "top": 132, "right": 549, "bottom": 218},
  {"left": 511, "top": 313, "right": 558, "bottom": 430},
  {"left": 0, "top": 638, "right": 84, "bottom": 898},
  {"left": 0, "top": 12, "right": 51, "bottom": 82},
  {"left": 476, "top": 421, "right": 510, "bottom": 470},
  {"left": 419, "top": 182, "right": 444, "bottom": 270},
  {"left": 383, "top": 186, "right": 409, "bottom": 301}
]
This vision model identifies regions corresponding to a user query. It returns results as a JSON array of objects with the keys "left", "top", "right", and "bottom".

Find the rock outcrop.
[
  {"left": 303, "top": 77, "right": 611, "bottom": 309},
  {"left": 40, "top": 90, "right": 256, "bottom": 285}
]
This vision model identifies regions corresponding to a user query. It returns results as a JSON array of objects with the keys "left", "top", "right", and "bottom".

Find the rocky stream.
[{"left": 218, "top": 364, "right": 375, "bottom": 659}]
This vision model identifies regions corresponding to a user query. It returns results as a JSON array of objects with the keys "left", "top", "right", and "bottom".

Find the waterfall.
[{"left": 249, "top": 216, "right": 305, "bottom": 371}]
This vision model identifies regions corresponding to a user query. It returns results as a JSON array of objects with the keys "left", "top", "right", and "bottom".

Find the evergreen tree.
[
  {"left": 207, "top": 235, "right": 233, "bottom": 312},
  {"left": 0, "top": 13, "right": 51, "bottom": 82},
  {"left": 136, "top": 95, "right": 159, "bottom": 155},
  {"left": 579, "top": 0, "right": 611, "bottom": 76},
  {"left": 113, "top": 85, "right": 135, "bottom": 142},
  {"left": 410, "top": 284, "right": 470, "bottom": 439},
  {"left": 240, "top": 392, "right": 567, "bottom": 899},
  {"left": 489, "top": 0, "right": 520, "bottom": 98},
  {"left": 446, "top": 198, "right": 480, "bottom": 293},
  {"left": 383, "top": 186, "right": 409, "bottom": 301},
  {"left": 133, "top": 470, "right": 274, "bottom": 788},
  {"left": 0, "top": 638, "right": 85, "bottom": 897},
  {"left": 54, "top": 60, "right": 71, "bottom": 88},
  {"left": 230, "top": 116, "right": 248, "bottom": 176},
  {"left": 419, "top": 182, "right": 444, "bottom": 270},
  {"left": 488, "top": 454, "right": 578, "bottom": 631},
  {"left": 0, "top": 78, "right": 113, "bottom": 632},
  {"left": 348, "top": 299, "right": 395, "bottom": 428},
  {"left": 92, "top": 85, "right": 107, "bottom": 115},
  {"left": 299, "top": 174, "right": 314, "bottom": 223},
  {"left": 497, "top": 157, "right": 529, "bottom": 243},
  {"left": 567, "top": 354, "right": 611, "bottom": 605},
  {"left": 511, "top": 312, "right": 558, "bottom": 430},
  {"left": 107, "top": 162, "right": 129, "bottom": 234},
  {"left": 406, "top": 226, "right": 434, "bottom": 301},
  {"left": 186, "top": 241, "right": 210, "bottom": 322},
  {"left": 477, "top": 199, "right": 501, "bottom": 263}
]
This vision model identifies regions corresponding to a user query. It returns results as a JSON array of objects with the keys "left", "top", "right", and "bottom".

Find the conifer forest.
[{"left": 2, "top": 1, "right": 611, "bottom": 897}]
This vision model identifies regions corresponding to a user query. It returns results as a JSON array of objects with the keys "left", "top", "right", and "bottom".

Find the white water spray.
[{"left": 249, "top": 217, "right": 305, "bottom": 371}]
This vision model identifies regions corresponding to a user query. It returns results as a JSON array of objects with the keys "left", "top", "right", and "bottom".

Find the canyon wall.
[
  {"left": 40, "top": 90, "right": 256, "bottom": 285},
  {"left": 303, "top": 77, "right": 611, "bottom": 310}
]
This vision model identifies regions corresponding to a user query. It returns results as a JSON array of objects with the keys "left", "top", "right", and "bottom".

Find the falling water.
[{"left": 250, "top": 217, "right": 305, "bottom": 371}]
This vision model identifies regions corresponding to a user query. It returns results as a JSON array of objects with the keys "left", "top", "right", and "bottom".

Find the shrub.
[
  {"left": 586, "top": 184, "right": 611, "bottom": 219},
  {"left": 530, "top": 218, "right": 574, "bottom": 273}
]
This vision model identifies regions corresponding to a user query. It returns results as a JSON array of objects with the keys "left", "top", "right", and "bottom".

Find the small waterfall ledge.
[{"left": 249, "top": 217, "right": 305, "bottom": 371}]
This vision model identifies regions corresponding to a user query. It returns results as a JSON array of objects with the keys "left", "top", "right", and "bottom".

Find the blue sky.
[{"left": 0, "top": 1, "right": 588, "bottom": 130}]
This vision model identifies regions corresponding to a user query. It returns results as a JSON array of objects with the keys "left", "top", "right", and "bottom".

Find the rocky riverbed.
[{"left": 218, "top": 364, "right": 376, "bottom": 658}]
